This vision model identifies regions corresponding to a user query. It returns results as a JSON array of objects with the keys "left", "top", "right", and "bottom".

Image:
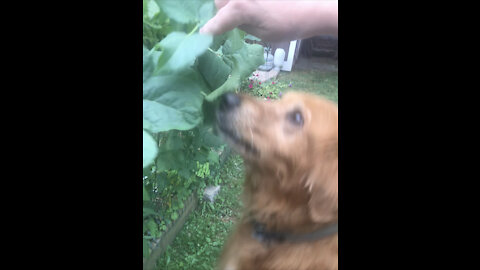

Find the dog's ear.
[{"left": 305, "top": 140, "right": 338, "bottom": 224}]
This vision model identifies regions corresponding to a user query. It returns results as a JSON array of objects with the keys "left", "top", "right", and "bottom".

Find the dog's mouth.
[{"left": 217, "top": 119, "right": 259, "bottom": 156}]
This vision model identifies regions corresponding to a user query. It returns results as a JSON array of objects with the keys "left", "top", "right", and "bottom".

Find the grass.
[
  {"left": 276, "top": 69, "right": 338, "bottom": 103},
  {"left": 242, "top": 68, "right": 338, "bottom": 103},
  {"left": 156, "top": 155, "right": 245, "bottom": 270}
]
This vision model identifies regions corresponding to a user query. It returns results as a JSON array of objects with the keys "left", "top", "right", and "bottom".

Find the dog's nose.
[{"left": 219, "top": 92, "right": 241, "bottom": 111}]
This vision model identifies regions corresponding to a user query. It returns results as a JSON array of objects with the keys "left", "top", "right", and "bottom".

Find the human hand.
[{"left": 200, "top": 0, "right": 338, "bottom": 42}]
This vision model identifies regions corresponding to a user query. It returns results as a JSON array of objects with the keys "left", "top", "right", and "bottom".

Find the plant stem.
[{"left": 188, "top": 23, "right": 200, "bottom": 36}]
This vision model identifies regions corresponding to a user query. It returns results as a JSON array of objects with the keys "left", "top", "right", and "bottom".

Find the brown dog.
[{"left": 216, "top": 91, "right": 338, "bottom": 270}]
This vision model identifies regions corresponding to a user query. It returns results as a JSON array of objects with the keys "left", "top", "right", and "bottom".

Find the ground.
[
  {"left": 285, "top": 56, "right": 338, "bottom": 103},
  {"left": 253, "top": 55, "right": 338, "bottom": 103},
  {"left": 157, "top": 155, "right": 245, "bottom": 270},
  {"left": 277, "top": 69, "right": 338, "bottom": 103},
  {"left": 156, "top": 56, "right": 338, "bottom": 269},
  {"left": 294, "top": 55, "right": 338, "bottom": 73}
]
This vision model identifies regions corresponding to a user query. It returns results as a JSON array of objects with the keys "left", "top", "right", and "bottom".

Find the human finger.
[
  {"left": 215, "top": 0, "right": 230, "bottom": 10},
  {"left": 200, "top": 1, "right": 247, "bottom": 35}
]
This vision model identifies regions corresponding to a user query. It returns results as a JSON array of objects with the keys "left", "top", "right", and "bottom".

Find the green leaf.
[
  {"left": 143, "top": 100, "right": 197, "bottom": 132},
  {"left": 143, "top": 118, "right": 154, "bottom": 131},
  {"left": 146, "top": 0, "right": 160, "bottom": 19},
  {"left": 155, "top": 0, "right": 212, "bottom": 24},
  {"left": 158, "top": 131, "right": 184, "bottom": 151},
  {"left": 207, "top": 151, "right": 219, "bottom": 165},
  {"left": 197, "top": 49, "right": 231, "bottom": 91},
  {"left": 178, "top": 167, "right": 193, "bottom": 180},
  {"left": 146, "top": 219, "right": 159, "bottom": 237},
  {"left": 198, "top": 1, "right": 215, "bottom": 26},
  {"left": 156, "top": 131, "right": 187, "bottom": 171},
  {"left": 206, "top": 42, "right": 264, "bottom": 101},
  {"left": 155, "top": 0, "right": 199, "bottom": 24},
  {"left": 198, "top": 125, "right": 224, "bottom": 147},
  {"left": 222, "top": 29, "right": 245, "bottom": 55},
  {"left": 194, "top": 147, "right": 211, "bottom": 164},
  {"left": 155, "top": 32, "right": 212, "bottom": 74},
  {"left": 143, "top": 129, "right": 158, "bottom": 168},
  {"left": 156, "top": 149, "right": 186, "bottom": 171},
  {"left": 155, "top": 131, "right": 191, "bottom": 171},
  {"left": 143, "top": 68, "right": 207, "bottom": 132},
  {"left": 210, "top": 32, "right": 228, "bottom": 51},
  {"left": 143, "top": 46, "right": 161, "bottom": 82},
  {"left": 143, "top": 207, "right": 160, "bottom": 218},
  {"left": 171, "top": 212, "right": 179, "bottom": 220},
  {"left": 143, "top": 0, "right": 149, "bottom": 17},
  {"left": 143, "top": 184, "right": 151, "bottom": 201}
]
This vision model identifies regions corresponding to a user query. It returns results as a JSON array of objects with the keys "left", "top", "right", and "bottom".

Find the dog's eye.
[{"left": 287, "top": 110, "right": 304, "bottom": 126}]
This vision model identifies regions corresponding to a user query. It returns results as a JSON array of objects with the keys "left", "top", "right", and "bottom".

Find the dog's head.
[{"left": 216, "top": 91, "right": 338, "bottom": 223}]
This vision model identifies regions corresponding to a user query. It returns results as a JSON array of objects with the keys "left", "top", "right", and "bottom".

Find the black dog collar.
[{"left": 252, "top": 220, "right": 338, "bottom": 244}]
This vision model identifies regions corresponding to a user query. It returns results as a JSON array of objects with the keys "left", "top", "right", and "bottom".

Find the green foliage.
[
  {"left": 142, "top": 0, "right": 264, "bottom": 264},
  {"left": 143, "top": 0, "right": 171, "bottom": 49},
  {"left": 241, "top": 74, "right": 290, "bottom": 101},
  {"left": 143, "top": 69, "right": 206, "bottom": 132},
  {"left": 157, "top": 155, "right": 245, "bottom": 270},
  {"left": 143, "top": 130, "right": 158, "bottom": 168},
  {"left": 155, "top": 32, "right": 213, "bottom": 74},
  {"left": 197, "top": 49, "right": 231, "bottom": 90},
  {"left": 143, "top": 146, "right": 225, "bottom": 259},
  {"left": 155, "top": 0, "right": 214, "bottom": 25},
  {"left": 205, "top": 36, "right": 265, "bottom": 101},
  {"left": 143, "top": 0, "right": 264, "bottom": 168},
  {"left": 195, "top": 161, "right": 211, "bottom": 179},
  {"left": 255, "top": 81, "right": 289, "bottom": 100}
]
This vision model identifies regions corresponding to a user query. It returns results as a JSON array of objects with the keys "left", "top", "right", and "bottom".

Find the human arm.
[{"left": 200, "top": 0, "right": 338, "bottom": 42}]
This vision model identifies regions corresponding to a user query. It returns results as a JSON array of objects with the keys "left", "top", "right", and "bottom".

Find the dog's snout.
[{"left": 219, "top": 92, "right": 241, "bottom": 111}]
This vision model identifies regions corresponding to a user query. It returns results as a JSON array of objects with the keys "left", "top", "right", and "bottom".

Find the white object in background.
[
  {"left": 203, "top": 185, "right": 221, "bottom": 202},
  {"left": 281, "top": 40, "right": 299, "bottom": 71},
  {"left": 273, "top": 48, "right": 286, "bottom": 71},
  {"left": 264, "top": 52, "right": 274, "bottom": 64},
  {"left": 258, "top": 52, "right": 274, "bottom": 71}
]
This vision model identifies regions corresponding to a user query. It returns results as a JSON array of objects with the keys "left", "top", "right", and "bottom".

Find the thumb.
[
  {"left": 215, "top": 0, "right": 229, "bottom": 10},
  {"left": 200, "top": 1, "right": 246, "bottom": 35}
]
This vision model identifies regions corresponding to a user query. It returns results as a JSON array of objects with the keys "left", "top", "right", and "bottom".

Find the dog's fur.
[{"left": 216, "top": 92, "right": 338, "bottom": 270}]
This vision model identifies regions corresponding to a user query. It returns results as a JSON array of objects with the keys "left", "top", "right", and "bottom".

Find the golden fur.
[{"left": 216, "top": 92, "right": 338, "bottom": 270}]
